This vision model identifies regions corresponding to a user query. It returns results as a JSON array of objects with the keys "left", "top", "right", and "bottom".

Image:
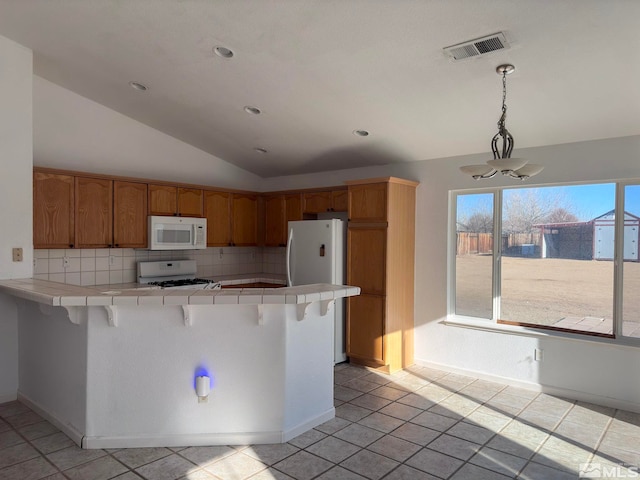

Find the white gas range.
[{"left": 137, "top": 260, "right": 221, "bottom": 290}]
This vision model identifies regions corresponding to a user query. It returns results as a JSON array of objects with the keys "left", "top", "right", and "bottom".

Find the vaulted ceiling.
[{"left": 1, "top": 1, "right": 638, "bottom": 177}]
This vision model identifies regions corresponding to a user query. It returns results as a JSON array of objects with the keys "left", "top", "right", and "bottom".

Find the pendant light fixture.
[{"left": 460, "top": 64, "right": 543, "bottom": 180}]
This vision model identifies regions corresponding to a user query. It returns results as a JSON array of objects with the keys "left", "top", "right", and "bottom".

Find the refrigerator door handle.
[{"left": 286, "top": 227, "right": 294, "bottom": 287}]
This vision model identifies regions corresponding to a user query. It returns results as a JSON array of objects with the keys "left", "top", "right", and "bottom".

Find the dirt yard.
[{"left": 455, "top": 255, "right": 640, "bottom": 331}]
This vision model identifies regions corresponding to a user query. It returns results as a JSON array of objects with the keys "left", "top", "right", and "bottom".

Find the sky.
[{"left": 457, "top": 183, "right": 640, "bottom": 223}]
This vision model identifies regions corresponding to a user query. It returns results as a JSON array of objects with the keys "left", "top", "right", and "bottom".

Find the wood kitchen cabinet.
[
  {"left": 148, "top": 184, "right": 203, "bottom": 217},
  {"left": 177, "top": 187, "right": 204, "bottom": 217},
  {"left": 346, "top": 177, "right": 418, "bottom": 373},
  {"left": 148, "top": 184, "right": 177, "bottom": 216},
  {"left": 331, "top": 189, "right": 348, "bottom": 212},
  {"left": 34, "top": 170, "right": 144, "bottom": 249},
  {"left": 231, "top": 193, "right": 258, "bottom": 246},
  {"left": 347, "top": 294, "right": 385, "bottom": 364},
  {"left": 285, "top": 193, "right": 303, "bottom": 227},
  {"left": 264, "top": 195, "right": 286, "bottom": 247},
  {"left": 75, "top": 176, "right": 113, "bottom": 248},
  {"left": 347, "top": 226, "right": 386, "bottom": 294},
  {"left": 33, "top": 167, "right": 351, "bottom": 253},
  {"left": 348, "top": 182, "right": 387, "bottom": 223},
  {"left": 264, "top": 193, "right": 303, "bottom": 247},
  {"left": 302, "top": 188, "right": 348, "bottom": 214},
  {"left": 113, "top": 181, "right": 148, "bottom": 248},
  {"left": 33, "top": 172, "right": 75, "bottom": 249},
  {"left": 204, "top": 190, "right": 258, "bottom": 247},
  {"left": 204, "top": 190, "right": 232, "bottom": 246}
]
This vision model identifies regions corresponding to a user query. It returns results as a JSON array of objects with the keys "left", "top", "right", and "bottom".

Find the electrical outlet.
[
  {"left": 534, "top": 348, "right": 544, "bottom": 362},
  {"left": 219, "top": 248, "right": 223, "bottom": 259},
  {"left": 109, "top": 255, "right": 116, "bottom": 266},
  {"left": 63, "top": 256, "right": 70, "bottom": 269},
  {"left": 12, "top": 247, "right": 23, "bottom": 262}
]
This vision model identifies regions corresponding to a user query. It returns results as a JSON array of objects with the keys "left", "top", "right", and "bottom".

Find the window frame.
[{"left": 447, "top": 180, "right": 640, "bottom": 347}]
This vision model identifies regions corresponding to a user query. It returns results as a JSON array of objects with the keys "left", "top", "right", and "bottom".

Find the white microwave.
[{"left": 148, "top": 216, "right": 207, "bottom": 250}]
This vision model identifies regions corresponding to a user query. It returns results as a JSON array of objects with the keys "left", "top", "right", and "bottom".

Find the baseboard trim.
[
  {"left": 283, "top": 407, "right": 335, "bottom": 442},
  {"left": 17, "top": 392, "right": 84, "bottom": 446},
  {"left": 415, "top": 359, "right": 640, "bottom": 414},
  {"left": 82, "top": 431, "right": 283, "bottom": 449},
  {"left": 15, "top": 394, "right": 335, "bottom": 449},
  {"left": 82, "top": 408, "right": 335, "bottom": 449}
]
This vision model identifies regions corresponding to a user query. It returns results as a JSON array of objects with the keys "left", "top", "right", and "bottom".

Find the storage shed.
[
  {"left": 593, "top": 210, "right": 639, "bottom": 261},
  {"left": 536, "top": 210, "right": 640, "bottom": 261}
]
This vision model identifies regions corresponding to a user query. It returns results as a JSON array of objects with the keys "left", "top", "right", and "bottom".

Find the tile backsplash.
[{"left": 33, "top": 246, "right": 286, "bottom": 286}]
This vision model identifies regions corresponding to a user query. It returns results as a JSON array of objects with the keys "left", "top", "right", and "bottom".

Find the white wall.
[
  {"left": 17, "top": 301, "right": 87, "bottom": 441},
  {"left": 263, "top": 135, "right": 640, "bottom": 411},
  {"left": 33, "top": 76, "right": 262, "bottom": 191},
  {"left": 0, "top": 35, "right": 32, "bottom": 401}
]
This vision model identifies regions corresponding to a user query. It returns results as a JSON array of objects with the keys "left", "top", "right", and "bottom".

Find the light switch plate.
[{"left": 12, "top": 247, "right": 23, "bottom": 262}]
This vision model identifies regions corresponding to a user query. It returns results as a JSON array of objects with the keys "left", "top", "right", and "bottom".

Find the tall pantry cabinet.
[{"left": 346, "top": 177, "right": 418, "bottom": 373}]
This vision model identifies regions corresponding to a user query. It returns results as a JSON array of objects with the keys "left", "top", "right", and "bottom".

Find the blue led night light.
[{"left": 193, "top": 365, "right": 213, "bottom": 389}]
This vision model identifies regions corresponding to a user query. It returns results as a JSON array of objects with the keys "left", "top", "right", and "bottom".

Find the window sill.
[{"left": 443, "top": 315, "right": 640, "bottom": 349}]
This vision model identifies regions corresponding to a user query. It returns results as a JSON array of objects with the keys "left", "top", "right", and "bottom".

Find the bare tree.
[
  {"left": 466, "top": 211, "right": 493, "bottom": 233},
  {"left": 545, "top": 208, "right": 579, "bottom": 224},
  {"left": 503, "top": 188, "right": 575, "bottom": 233}
]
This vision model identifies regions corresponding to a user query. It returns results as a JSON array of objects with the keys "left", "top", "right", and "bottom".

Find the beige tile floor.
[{"left": 1, "top": 363, "right": 639, "bottom": 479}]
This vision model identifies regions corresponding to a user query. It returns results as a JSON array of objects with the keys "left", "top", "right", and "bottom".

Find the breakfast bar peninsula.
[{"left": 0, "top": 279, "right": 360, "bottom": 449}]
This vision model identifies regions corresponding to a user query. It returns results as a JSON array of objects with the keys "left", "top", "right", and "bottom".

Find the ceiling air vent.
[{"left": 443, "top": 32, "right": 510, "bottom": 61}]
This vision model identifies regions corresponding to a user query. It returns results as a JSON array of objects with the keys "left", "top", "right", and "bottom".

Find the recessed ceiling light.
[
  {"left": 353, "top": 130, "right": 370, "bottom": 137},
  {"left": 214, "top": 46, "right": 234, "bottom": 58},
  {"left": 129, "top": 81, "right": 148, "bottom": 91},
  {"left": 244, "top": 106, "right": 261, "bottom": 115},
  {"left": 254, "top": 148, "right": 268, "bottom": 154}
]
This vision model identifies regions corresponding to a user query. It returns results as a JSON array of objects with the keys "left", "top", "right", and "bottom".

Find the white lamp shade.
[
  {"left": 514, "top": 163, "right": 544, "bottom": 178},
  {"left": 487, "top": 157, "right": 528, "bottom": 172},
  {"left": 459, "top": 165, "right": 495, "bottom": 177}
]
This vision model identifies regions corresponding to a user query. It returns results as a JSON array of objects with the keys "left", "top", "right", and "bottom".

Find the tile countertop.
[{"left": 0, "top": 278, "right": 360, "bottom": 307}]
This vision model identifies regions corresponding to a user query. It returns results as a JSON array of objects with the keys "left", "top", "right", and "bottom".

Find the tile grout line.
[
  {"left": 513, "top": 395, "right": 577, "bottom": 478},
  {"left": 584, "top": 411, "right": 616, "bottom": 466}
]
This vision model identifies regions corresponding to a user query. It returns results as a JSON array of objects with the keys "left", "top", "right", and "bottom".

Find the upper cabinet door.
[
  {"left": 348, "top": 183, "right": 388, "bottom": 222},
  {"left": 285, "top": 193, "right": 303, "bottom": 225},
  {"left": 113, "top": 181, "right": 148, "bottom": 248},
  {"left": 264, "top": 195, "right": 286, "bottom": 247},
  {"left": 331, "top": 189, "right": 348, "bottom": 212},
  {"left": 148, "top": 184, "right": 177, "bottom": 216},
  {"left": 75, "top": 177, "right": 113, "bottom": 248},
  {"left": 303, "top": 191, "right": 332, "bottom": 214},
  {"left": 177, "top": 187, "right": 203, "bottom": 217},
  {"left": 33, "top": 172, "right": 75, "bottom": 249},
  {"left": 232, "top": 194, "right": 258, "bottom": 246},
  {"left": 204, "top": 190, "right": 232, "bottom": 246}
]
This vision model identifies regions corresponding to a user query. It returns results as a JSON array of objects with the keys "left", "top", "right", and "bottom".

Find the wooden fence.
[
  {"left": 456, "top": 233, "right": 493, "bottom": 255},
  {"left": 457, "top": 232, "right": 542, "bottom": 255}
]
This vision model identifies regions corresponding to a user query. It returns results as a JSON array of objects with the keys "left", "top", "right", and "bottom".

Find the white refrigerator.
[{"left": 286, "top": 219, "right": 347, "bottom": 364}]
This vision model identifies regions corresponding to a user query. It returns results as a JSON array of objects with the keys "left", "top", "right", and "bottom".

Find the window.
[
  {"left": 451, "top": 182, "right": 640, "bottom": 341},
  {"left": 455, "top": 193, "right": 494, "bottom": 319}
]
